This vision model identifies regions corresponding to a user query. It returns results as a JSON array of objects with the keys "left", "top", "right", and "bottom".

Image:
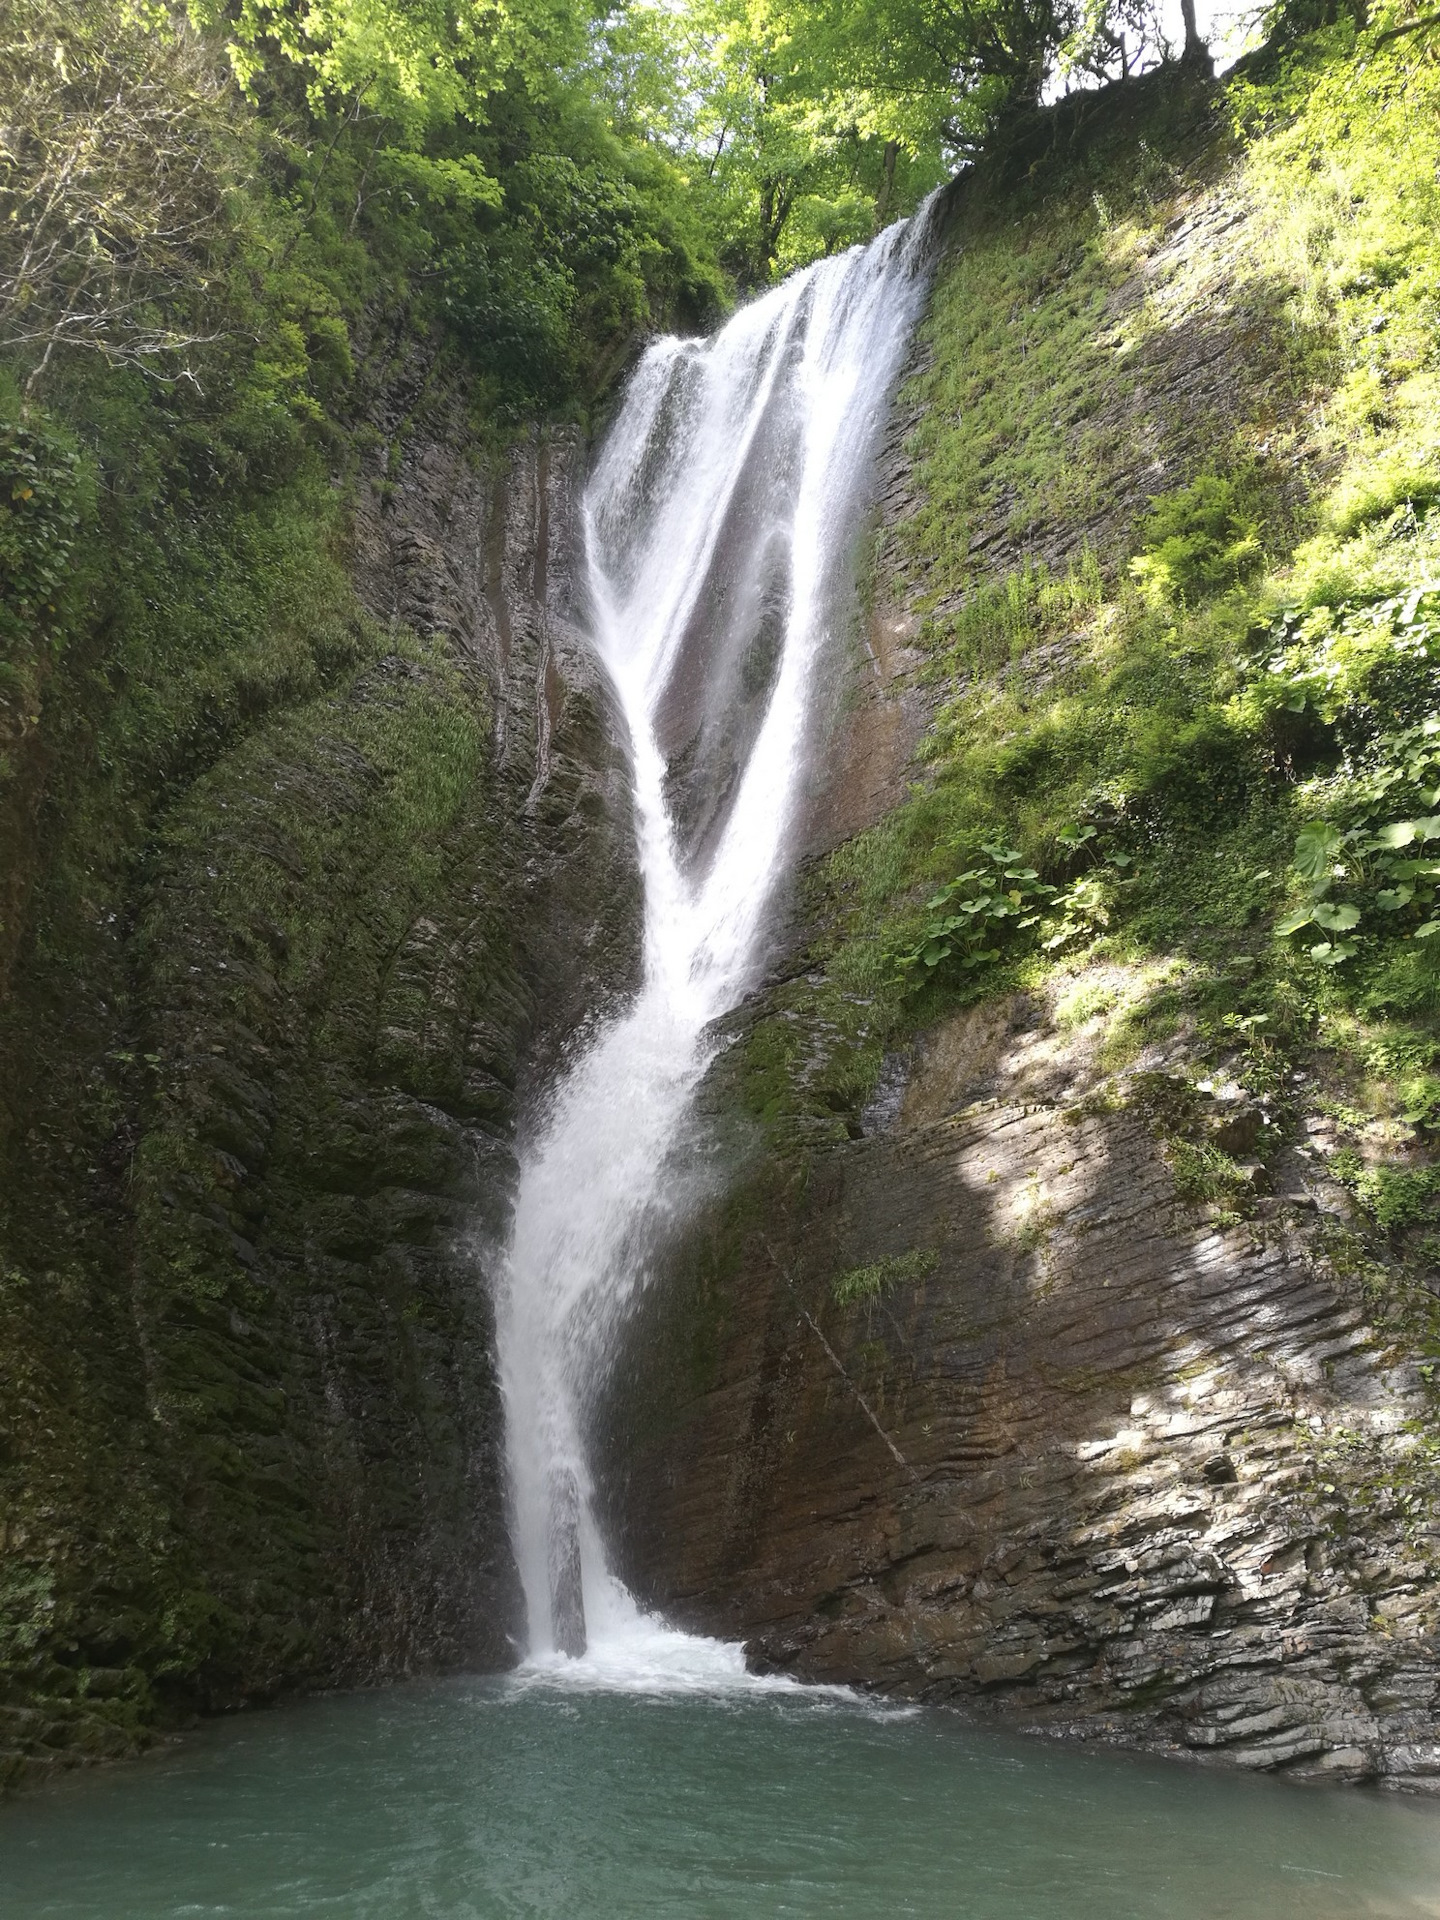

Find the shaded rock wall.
[{"left": 0, "top": 382, "right": 637, "bottom": 1785}]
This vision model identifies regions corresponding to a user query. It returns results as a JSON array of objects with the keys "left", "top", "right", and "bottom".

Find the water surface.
[{"left": 4, "top": 1669, "right": 1439, "bottom": 1918}]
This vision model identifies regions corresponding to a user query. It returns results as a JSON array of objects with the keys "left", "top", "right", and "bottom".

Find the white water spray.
[{"left": 493, "top": 204, "right": 938, "bottom": 1679}]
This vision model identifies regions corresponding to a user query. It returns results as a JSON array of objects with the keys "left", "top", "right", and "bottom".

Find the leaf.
[
  {"left": 1311, "top": 901, "right": 1361, "bottom": 931},
  {"left": 1294, "top": 821, "right": 1343, "bottom": 883},
  {"left": 1416, "top": 922, "right": 1440, "bottom": 941},
  {"left": 1276, "top": 907, "right": 1314, "bottom": 935},
  {"left": 1376, "top": 887, "right": 1415, "bottom": 911},
  {"left": 1371, "top": 820, "right": 1419, "bottom": 849},
  {"left": 1309, "top": 940, "right": 1357, "bottom": 966}
]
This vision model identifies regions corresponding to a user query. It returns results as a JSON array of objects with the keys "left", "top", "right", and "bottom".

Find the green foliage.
[
  {"left": 0, "top": 1, "right": 243, "bottom": 394},
  {"left": 1331, "top": 1148, "right": 1440, "bottom": 1231},
  {"left": 190, "top": 0, "right": 577, "bottom": 137},
  {"left": 731, "top": 25, "right": 1440, "bottom": 1200},
  {"left": 1129, "top": 474, "right": 1264, "bottom": 606},
  {"left": 922, "top": 550, "right": 1104, "bottom": 681},
  {"left": 3, "top": 0, "right": 729, "bottom": 421},
  {"left": 832, "top": 1247, "right": 939, "bottom": 1305},
  {"left": 1168, "top": 1137, "right": 1252, "bottom": 1210},
  {"left": 1238, "top": 517, "right": 1440, "bottom": 969},
  {"left": 0, "top": 418, "right": 82, "bottom": 646},
  {"left": 895, "top": 830, "right": 1116, "bottom": 980}
]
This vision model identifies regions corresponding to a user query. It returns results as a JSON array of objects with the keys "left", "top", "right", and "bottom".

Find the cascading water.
[{"left": 494, "top": 201, "right": 938, "bottom": 1674}]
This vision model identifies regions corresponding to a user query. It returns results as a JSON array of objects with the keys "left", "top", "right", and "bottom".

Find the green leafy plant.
[
  {"left": 832, "top": 1248, "right": 939, "bottom": 1306},
  {"left": 1331, "top": 1148, "right": 1440, "bottom": 1230},
  {"left": 896, "top": 826, "right": 1122, "bottom": 981},
  {"left": 1276, "top": 810, "right": 1440, "bottom": 965},
  {"left": 0, "top": 420, "right": 82, "bottom": 647},
  {"left": 1129, "top": 474, "right": 1264, "bottom": 606}
]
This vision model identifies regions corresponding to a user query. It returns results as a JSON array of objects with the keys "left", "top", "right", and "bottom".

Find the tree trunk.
[
  {"left": 1178, "top": 0, "right": 1210, "bottom": 65},
  {"left": 874, "top": 139, "right": 899, "bottom": 232},
  {"left": 757, "top": 176, "right": 794, "bottom": 281}
]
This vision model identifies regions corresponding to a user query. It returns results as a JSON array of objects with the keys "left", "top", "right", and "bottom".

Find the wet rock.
[{"left": 0, "top": 379, "right": 640, "bottom": 1786}]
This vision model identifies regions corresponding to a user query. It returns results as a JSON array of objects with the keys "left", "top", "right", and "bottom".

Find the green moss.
[{"left": 725, "top": 30, "right": 1440, "bottom": 1172}]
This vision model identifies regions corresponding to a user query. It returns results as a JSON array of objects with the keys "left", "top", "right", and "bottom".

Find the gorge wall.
[
  {"left": 0, "top": 361, "right": 638, "bottom": 1786},
  {"left": 600, "top": 55, "right": 1440, "bottom": 1788},
  {"left": 6, "top": 17, "right": 1440, "bottom": 1803}
]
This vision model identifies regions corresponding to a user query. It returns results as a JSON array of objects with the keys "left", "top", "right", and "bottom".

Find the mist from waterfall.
[{"left": 492, "top": 201, "right": 938, "bottom": 1676}]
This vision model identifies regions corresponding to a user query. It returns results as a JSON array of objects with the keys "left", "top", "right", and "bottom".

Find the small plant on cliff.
[
  {"left": 1330, "top": 1148, "right": 1440, "bottom": 1232},
  {"left": 832, "top": 1248, "right": 938, "bottom": 1306},
  {"left": 1129, "top": 474, "right": 1265, "bottom": 607},
  {"left": 896, "top": 826, "right": 1122, "bottom": 983}
]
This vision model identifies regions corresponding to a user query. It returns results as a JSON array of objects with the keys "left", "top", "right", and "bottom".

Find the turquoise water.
[{"left": 4, "top": 1674, "right": 1440, "bottom": 1918}]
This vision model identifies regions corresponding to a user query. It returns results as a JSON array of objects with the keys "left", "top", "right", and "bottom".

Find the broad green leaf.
[
  {"left": 1294, "top": 821, "right": 1343, "bottom": 883},
  {"left": 1312, "top": 901, "right": 1360, "bottom": 931},
  {"left": 1370, "top": 820, "right": 1418, "bottom": 849},
  {"left": 1416, "top": 922, "right": 1440, "bottom": 941},
  {"left": 1376, "top": 887, "right": 1415, "bottom": 911},
  {"left": 1276, "top": 907, "right": 1314, "bottom": 935}
]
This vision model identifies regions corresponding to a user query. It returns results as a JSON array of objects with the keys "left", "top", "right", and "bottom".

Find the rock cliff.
[
  {"left": 0, "top": 371, "right": 638, "bottom": 1786},
  {"left": 599, "top": 63, "right": 1440, "bottom": 1789}
]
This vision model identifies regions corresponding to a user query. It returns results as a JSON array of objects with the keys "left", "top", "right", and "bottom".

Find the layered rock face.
[
  {"left": 607, "top": 983, "right": 1440, "bottom": 1786},
  {"left": 600, "top": 82, "right": 1440, "bottom": 1788},
  {"left": 0, "top": 395, "right": 637, "bottom": 1783}
]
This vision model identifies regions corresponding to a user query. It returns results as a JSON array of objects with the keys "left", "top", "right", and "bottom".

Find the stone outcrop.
[
  {"left": 604, "top": 974, "right": 1440, "bottom": 1787},
  {"left": 597, "top": 79, "right": 1440, "bottom": 1790},
  {"left": 0, "top": 365, "right": 638, "bottom": 1786}
]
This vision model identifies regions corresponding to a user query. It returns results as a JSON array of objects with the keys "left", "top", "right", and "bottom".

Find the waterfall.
[{"left": 494, "top": 202, "right": 938, "bottom": 1670}]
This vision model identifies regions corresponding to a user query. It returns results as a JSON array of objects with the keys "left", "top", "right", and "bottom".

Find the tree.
[
  {"left": 672, "top": 0, "right": 948, "bottom": 280},
  {"left": 0, "top": 2, "right": 238, "bottom": 398}
]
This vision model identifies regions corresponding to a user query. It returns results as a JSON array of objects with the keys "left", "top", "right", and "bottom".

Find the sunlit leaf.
[
  {"left": 1294, "top": 821, "right": 1343, "bottom": 882},
  {"left": 1371, "top": 821, "right": 1419, "bottom": 849}
]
